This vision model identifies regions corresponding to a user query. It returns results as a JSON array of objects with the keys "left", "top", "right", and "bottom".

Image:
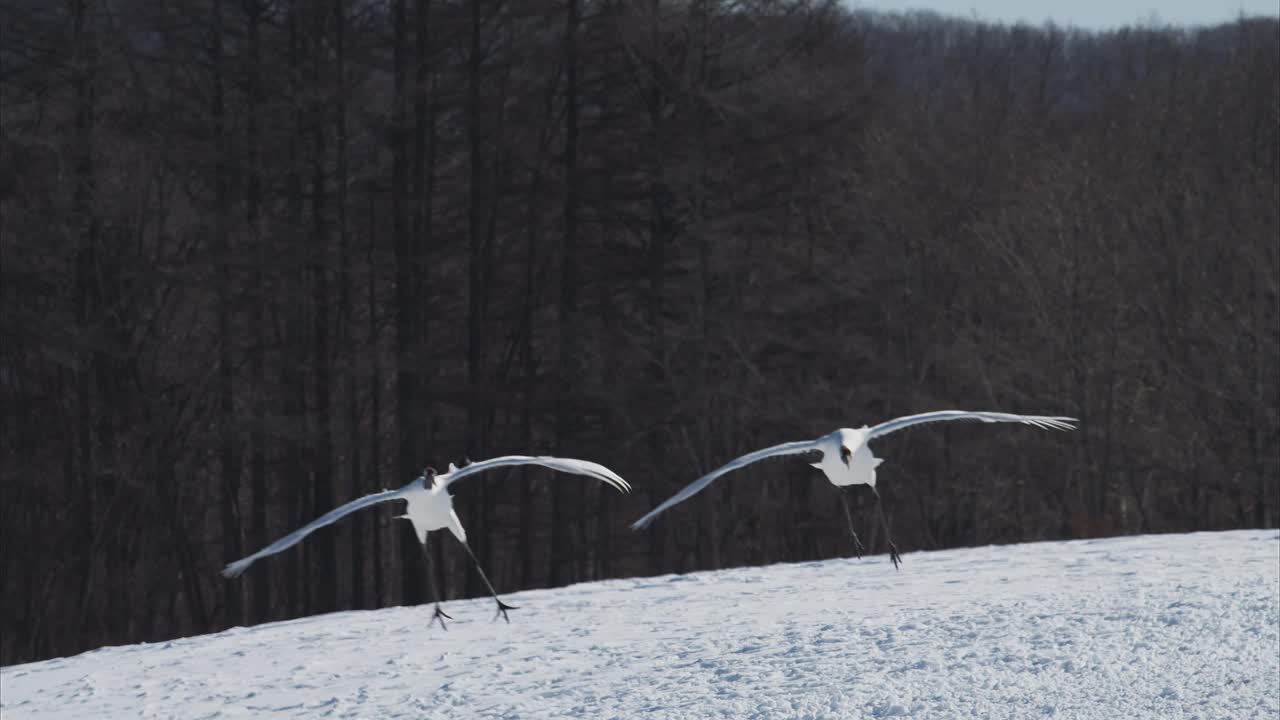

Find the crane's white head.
[{"left": 835, "top": 428, "right": 871, "bottom": 466}]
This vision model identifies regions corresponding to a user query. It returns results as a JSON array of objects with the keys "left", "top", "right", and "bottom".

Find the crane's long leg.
[
  {"left": 839, "top": 488, "right": 866, "bottom": 559},
  {"left": 421, "top": 537, "right": 452, "bottom": 629},
  {"left": 458, "top": 541, "right": 517, "bottom": 623},
  {"left": 871, "top": 487, "right": 902, "bottom": 570}
]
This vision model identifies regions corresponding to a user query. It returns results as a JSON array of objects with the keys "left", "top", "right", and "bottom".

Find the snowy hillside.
[{"left": 4, "top": 530, "right": 1277, "bottom": 719}]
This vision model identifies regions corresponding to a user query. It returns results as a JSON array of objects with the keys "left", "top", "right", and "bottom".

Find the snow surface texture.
[{"left": 4, "top": 530, "right": 1277, "bottom": 719}]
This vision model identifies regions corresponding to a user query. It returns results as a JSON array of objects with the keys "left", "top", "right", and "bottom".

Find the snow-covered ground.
[{"left": 3, "top": 530, "right": 1277, "bottom": 719}]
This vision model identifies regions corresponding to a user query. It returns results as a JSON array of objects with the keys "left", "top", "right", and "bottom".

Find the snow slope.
[{"left": 3, "top": 530, "right": 1277, "bottom": 719}]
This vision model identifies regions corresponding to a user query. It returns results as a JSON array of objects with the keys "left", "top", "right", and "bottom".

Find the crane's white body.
[
  {"left": 811, "top": 428, "right": 883, "bottom": 488},
  {"left": 632, "top": 411, "right": 1076, "bottom": 529},
  {"left": 398, "top": 473, "right": 468, "bottom": 543},
  {"left": 224, "top": 456, "right": 630, "bottom": 578}
]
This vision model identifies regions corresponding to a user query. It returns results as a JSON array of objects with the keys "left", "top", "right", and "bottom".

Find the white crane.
[
  {"left": 223, "top": 455, "right": 631, "bottom": 626},
  {"left": 631, "top": 411, "right": 1076, "bottom": 568}
]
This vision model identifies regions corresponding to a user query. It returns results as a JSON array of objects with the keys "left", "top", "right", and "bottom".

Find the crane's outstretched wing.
[
  {"left": 437, "top": 455, "right": 631, "bottom": 495},
  {"left": 222, "top": 482, "right": 417, "bottom": 578},
  {"left": 867, "top": 411, "right": 1077, "bottom": 443},
  {"left": 630, "top": 439, "right": 824, "bottom": 530}
]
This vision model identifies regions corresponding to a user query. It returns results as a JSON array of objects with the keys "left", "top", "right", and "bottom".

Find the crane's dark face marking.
[
  {"left": 840, "top": 446, "right": 852, "bottom": 467},
  {"left": 423, "top": 466, "right": 437, "bottom": 478}
]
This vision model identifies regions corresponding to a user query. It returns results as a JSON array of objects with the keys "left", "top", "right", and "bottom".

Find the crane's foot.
[
  {"left": 887, "top": 542, "right": 902, "bottom": 571},
  {"left": 429, "top": 603, "right": 453, "bottom": 630},
  {"left": 493, "top": 599, "right": 518, "bottom": 624},
  {"left": 849, "top": 533, "right": 866, "bottom": 560}
]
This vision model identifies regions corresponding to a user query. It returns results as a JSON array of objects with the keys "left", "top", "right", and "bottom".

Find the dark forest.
[{"left": 2, "top": 0, "right": 1277, "bottom": 666}]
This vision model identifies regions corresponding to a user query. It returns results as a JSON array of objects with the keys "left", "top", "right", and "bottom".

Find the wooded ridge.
[{"left": 2, "top": 0, "right": 1276, "bottom": 665}]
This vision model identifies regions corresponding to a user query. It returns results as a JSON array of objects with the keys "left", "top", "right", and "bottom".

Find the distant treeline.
[{"left": 2, "top": 0, "right": 1276, "bottom": 666}]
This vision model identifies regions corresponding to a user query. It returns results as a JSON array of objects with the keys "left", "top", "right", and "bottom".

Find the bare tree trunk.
[
  {"left": 639, "top": 0, "right": 671, "bottom": 575},
  {"left": 309, "top": 0, "right": 337, "bottom": 614},
  {"left": 367, "top": 175, "right": 386, "bottom": 608},
  {"left": 71, "top": 0, "right": 99, "bottom": 645},
  {"left": 413, "top": 0, "right": 445, "bottom": 601},
  {"left": 213, "top": 0, "right": 244, "bottom": 627},
  {"left": 519, "top": 271, "right": 535, "bottom": 587},
  {"left": 392, "top": 0, "right": 424, "bottom": 606},
  {"left": 464, "top": 0, "right": 489, "bottom": 598},
  {"left": 332, "top": 0, "right": 364, "bottom": 611},
  {"left": 244, "top": 0, "right": 271, "bottom": 625},
  {"left": 691, "top": 0, "right": 718, "bottom": 570},
  {"left": 516, "top": 137, "right": 548, "bottom": 589},
  {"left": 551, "top": 0, "right": 581, "bottom": 588},
  {"left": 285, "top": 0, "right": 309, "bottom": 616}
]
